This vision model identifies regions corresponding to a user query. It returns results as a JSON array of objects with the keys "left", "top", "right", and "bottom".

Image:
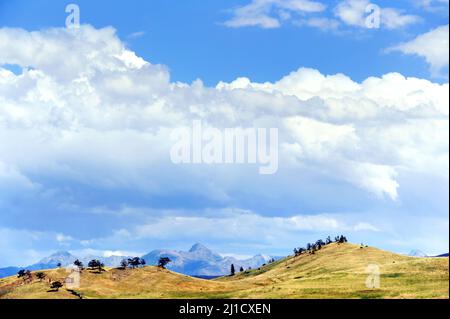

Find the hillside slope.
[
  {"left": 0, "top": 243, "right": 447, "bottom": 299},
  {"left": 0, "top": 266, "right": 236, "bottom": 299},
  {"left": 216, "top": 243, "right": 449, "bottom": 298}
]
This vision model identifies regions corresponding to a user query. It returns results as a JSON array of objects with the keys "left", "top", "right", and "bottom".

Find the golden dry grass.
[
  {"left": 0, "top": 243, "right": 447, "bottom": 299},
  {"left": 216, "top": 243, "right": 449, "bottom": 299}
]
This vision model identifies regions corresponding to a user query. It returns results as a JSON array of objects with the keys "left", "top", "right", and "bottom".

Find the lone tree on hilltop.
[
  {"left": 158, "top": 257, "right": 171, "bottom": 269},
  {"left": 230, "top": 264, "right": 235, "bottom": 276},
  {"left": 240, "top": 266, "right": 244, "bottom": 272}
]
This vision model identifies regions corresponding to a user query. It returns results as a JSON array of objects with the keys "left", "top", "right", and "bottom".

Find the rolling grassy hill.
[{"left": 0, "top": 243, "right": 448, "bottom": 299}]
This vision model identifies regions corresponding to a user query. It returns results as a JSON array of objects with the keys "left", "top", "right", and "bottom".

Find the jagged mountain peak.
[
  {"left": 409, "top": 249, "right": 428, "bottom": 257},
  {"left": 37, "top": 251, "right": 77, "bottom": 265},
  {"left": 50, "top": 251, "right": 74, "bottom": 257},
  {"left": 253, "top": 254, "right": 271, "bottom": 260},
  {"left": 141, "top": 243, "right": 277, "bottom": 276},
  {"left": 189, "top": 243, "right": 212, "bottom": 253}
]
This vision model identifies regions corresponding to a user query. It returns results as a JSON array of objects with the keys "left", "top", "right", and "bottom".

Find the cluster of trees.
[
  {"left": 294, "top": 235, "right": 348, "bottom": 256},
  {"left": 17, "top": 269, "right": 32, "bottom": 279},
  {"left": 263, "top": 258, "right": 276, "bottom": 267},
  {"left": 231, "top": 264, "right": 254, "bottom": 276},
  {"left": 16, "top": 255, "right": 173, "bottom": 284},
  {"left": 335, "top": 235, "right": 348, "bottom": 244},
  {"left": 14, "top": 256, "right": 172, "bottom": 292},
  {"left": 120, "top": 257, "right": 146, "bottom": 269},
  {"left": 87, "top": 259, "right": 105, "bottom": 272},
  {"left": 117, "top": 256, "right": 171, "bottom": 270},
  {"left": 231, "top": 261, "right": 271, "bottom": 276},
  {"left": 17, "top": 269, "right": 34, "bottom": 284},
  {"left": 230, "top": 256, "right": 279, "bottom": 275},
  {"left": 17, "top": 269, "right": 63, "bottom": 291},
  {"left": 17, "top": 270, "right": 49, "bottom": 288}
]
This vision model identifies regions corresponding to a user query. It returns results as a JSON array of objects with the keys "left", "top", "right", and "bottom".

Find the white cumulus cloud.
[
  {"left": 0, "top": 25, "right": 447, "bottom": 212},
  {"left": 0, "top": 26, "right": 449, "bottom": 262},
  {"left": 387, "top": 25, "right": 449, "bottom": 78},
  {"left": 334, "top": 0, "right": 420, "bottom": 29},
  {"left": 223, "top": 0, "right": 326, "bottom": 29},
  {"left": 0, "top": 25, "right": 448, "bottom": 262}
]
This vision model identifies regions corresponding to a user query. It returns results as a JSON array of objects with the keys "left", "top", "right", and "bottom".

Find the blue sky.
[
  {"left": 0, "top": 0, "right": 448, "bottom": 267},
  {"left": 0, "top": 0, "right": 448, "bottom": 84}
]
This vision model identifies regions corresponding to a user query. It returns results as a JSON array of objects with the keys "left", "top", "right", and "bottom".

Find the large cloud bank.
[
  {"left": 0, "top": 25, "right": 448, "bottom": 262},
  {"left": 1, "top": 26, "right": 447, "bottom": 199}
]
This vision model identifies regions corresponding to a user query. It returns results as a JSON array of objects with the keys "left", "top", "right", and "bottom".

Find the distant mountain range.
[
  {"left": 0, "top": 243, "right": 277, "bottom": 278},
  {"left": 408, "top": 250, "right": 449, "bottom": 258},
  {"left": 142, "top": 243, "right": 276, "bottom": 276},
  {"left": 408, "top": 249, "right": 428, "bottom": 257},
  {"left": 0, "top": 251, "right": 133, "bottom": 279}
]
